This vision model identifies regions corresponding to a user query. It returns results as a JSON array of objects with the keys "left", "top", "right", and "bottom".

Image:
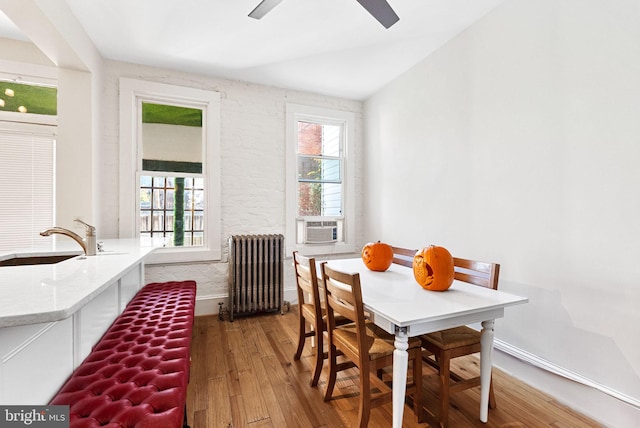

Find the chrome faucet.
[{"left": 40, "top": 219, "right": 97, "bottom": 256}]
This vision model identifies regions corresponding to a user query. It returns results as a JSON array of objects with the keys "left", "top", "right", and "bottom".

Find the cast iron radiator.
[{"left": 228, "top": 234, "right": 284, "bottom": 321}]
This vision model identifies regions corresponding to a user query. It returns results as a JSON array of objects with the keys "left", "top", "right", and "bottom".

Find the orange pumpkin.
[
  {"left": 361, "top": 241, "right": 394, "bottom": 272},
  {"left": 413, "top": 245, "right": 455, "bottom": 291}
]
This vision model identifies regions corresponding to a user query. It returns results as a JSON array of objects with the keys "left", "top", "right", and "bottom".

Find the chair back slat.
[
  {"left": 452, "top": 257, "right": 500, "bottom": 290},
  {"left": 325, "top": 278, "right": 359, "bottom": 322},
  {"left": 293, "top": 251, "right": 323, "bottom": 314},
  {"left": 321, "top": 264, "right": 363, "bottom": 324},
  {"left": 296, "top": 262, "right": 314, "bottom": 293},
  {"left": 391, "top": 246, "right": 417, "bottom": 268}
]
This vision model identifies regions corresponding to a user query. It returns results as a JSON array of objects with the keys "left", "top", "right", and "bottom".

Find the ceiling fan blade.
[
  {"left": 356, "top": 0, "right": 399, "bottom": 28},
  {"left": 249, "top": 0, "right": 284, "bottom": 20}
]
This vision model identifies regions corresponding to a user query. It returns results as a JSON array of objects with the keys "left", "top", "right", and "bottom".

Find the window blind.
[{"left": 0, "top": 125, "right": 55, "bottom": 252}]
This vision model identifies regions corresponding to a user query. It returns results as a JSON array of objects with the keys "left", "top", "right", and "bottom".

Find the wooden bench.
[{"left": 50, "top": 280, "right": 197, "bottom": 428}]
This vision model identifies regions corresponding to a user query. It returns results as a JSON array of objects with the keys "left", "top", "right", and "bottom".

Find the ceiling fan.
[{"left": 248, "top": 0, "right": 400, "bottom": 29}]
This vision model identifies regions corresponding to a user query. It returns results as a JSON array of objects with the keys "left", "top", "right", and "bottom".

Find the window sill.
[
  {"left": 288, "top": 242, "right": 355, "bottom": 257},
  {"left": 145, "top": 245, "right": 221, "bottom": 265}
]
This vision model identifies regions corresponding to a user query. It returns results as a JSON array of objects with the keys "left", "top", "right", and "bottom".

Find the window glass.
[
  {"left": 140, "top": 102, "right": 204, "bottom": 248},
  {"left": 298, "top": 157, "right": 341, "bottom": 182},
  {"left": 139, "top": 174, "right": 204, "bottom": 247},
  {"left": 298, "top": 182, "right": 342, "bottom": 216},
  {"left": 297, "top": 122, "right": 340, "bottom": 156},
  {"left": 296, "top": 121, "right": 343, "bottom": 217},
  {"left": 0, "top": 81, "right": 57, "bottom": 115}
]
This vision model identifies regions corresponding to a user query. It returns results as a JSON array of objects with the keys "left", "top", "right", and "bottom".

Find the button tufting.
[{"left": 50, "top": 281, "right": 196, "bottom": 428}]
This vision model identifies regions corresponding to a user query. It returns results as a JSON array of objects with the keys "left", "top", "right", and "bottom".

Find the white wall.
[
  {"left": 0, "top": 38, "right": 52, "bottom": 66},
  {"left": 99, "top": 60, "right": 364, "bottom": 307},
  {"left": 56, "top": 68, "right": 93, "bottom": 227},
  {"left": 1, "top": 0, "right": 104, "bottom": 233},
  {"left": 363, "top": 0, "right": 640, "bottom": 426}
]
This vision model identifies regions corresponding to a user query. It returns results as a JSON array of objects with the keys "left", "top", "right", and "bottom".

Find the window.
[
  {"left": 0, "top": 78, "right": 57, "bottom": 252},
  {"left": 139, "top": 102, "right": 205, "bottom": 248},
  {"left": 119, "top": 79, "right": 221, "bottom": 263},
  {"left": 297, "top": 121, "right": 342, "bottom": 217},
  {"left": 0, "top": 123, "right": 56, "bottom": 252},
  {"left": 0, "top": 80, "right": 57, "bottom": 115},
  {"left": 286, "top": 104, "right": 355, "bottom": 255},
  {"left": 139, "top": 175, "right": 204, "bottom": 246}
]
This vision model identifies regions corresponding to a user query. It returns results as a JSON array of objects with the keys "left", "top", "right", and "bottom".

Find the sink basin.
[{"left": 0, "top": 254, "right": 80, "bottom": 267}]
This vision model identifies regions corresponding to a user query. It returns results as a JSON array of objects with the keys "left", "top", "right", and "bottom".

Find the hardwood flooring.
[{"left": 186, "top": 309, "right": 603, "bottom": 427}]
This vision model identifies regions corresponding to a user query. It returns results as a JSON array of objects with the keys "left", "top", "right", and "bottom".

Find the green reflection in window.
[{"left": 0, "top": 82, "right": 57, "bottom": 115}]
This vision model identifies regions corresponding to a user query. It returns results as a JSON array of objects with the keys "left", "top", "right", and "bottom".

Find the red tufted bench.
[{"left": 50, "top": 281, "right": 197, "bottom": 428}]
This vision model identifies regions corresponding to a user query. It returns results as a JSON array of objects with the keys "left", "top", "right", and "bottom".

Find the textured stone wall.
[{"left": 99, "top": 60, "right": 363, "bottom": 313}]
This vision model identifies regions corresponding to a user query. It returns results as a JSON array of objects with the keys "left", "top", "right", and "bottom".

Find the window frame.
[
  {"left": 0, "top": 71, "right": 57, "bottom": 252},
  {"left": 119, "top": 78, "right": 221, "bottom": 263},
  {"left": 0, "top": 121, "right": 56, "bottom": 252},
  {"left": 0, "top": 72, "right": 57, "bottom": 126},
  {"left": 286, "top": 103, "right": 355, "bottom": 256}
]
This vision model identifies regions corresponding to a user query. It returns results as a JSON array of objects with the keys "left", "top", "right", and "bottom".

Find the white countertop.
[{"left": 0, "top": 239, "right": 158, "bottom": 328}]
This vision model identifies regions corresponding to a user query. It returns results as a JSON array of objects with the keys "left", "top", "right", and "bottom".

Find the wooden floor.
[{"left": 186, "top": 309, "right": 603, "bottom": 428}]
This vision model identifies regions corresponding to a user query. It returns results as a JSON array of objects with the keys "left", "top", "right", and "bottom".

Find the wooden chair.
[
  {"left": 292, "top": 251, "right": 326, "bottom": 386},
  {"left": 419, "top": 257, "right": 501, "bottom": 428},
  {"left": 391, "top": 246, "right": 417, "bottom": 267},
  {"left": 320, "top": 262, "right": 423, "bottom": 427},
  {"left": 292, "top": 251, "right": 349, "bottom": 386}
]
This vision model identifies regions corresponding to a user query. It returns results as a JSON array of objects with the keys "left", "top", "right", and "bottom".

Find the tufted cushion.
[{"left": 50, "top": 281, "right": 196, "bottom": 428}]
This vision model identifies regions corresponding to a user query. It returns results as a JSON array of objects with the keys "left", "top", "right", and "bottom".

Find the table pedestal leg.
[
  {"left": 480, "top": 319, "right": 495, "bottom": 423},
  {"left": 392, "top": 328, "right": 409, "bottom": 428}
]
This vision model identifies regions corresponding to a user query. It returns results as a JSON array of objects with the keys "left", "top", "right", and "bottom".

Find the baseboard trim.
[
  {"left": 494, "top": 338, "right": 640, "bottom": 409},
  {"left": 194, "top": 288, "right": 298, "bottom": 317},
  {"left": 194, "top": 295, "right": 226, "bottom": 317}
]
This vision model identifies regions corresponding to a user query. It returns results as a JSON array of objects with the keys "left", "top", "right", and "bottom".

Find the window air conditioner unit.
[{"left": 304, "top": 220, "right": 338, "bottom": 244}]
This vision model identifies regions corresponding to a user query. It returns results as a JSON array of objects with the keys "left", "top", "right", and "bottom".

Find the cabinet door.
[
  {"left": 76, "top": 283, "right": 119, "bottom": 366},
  {"left": 120, "top": 264, "right": 142, "bottom": 310},
  {"left": 0, "top": 318, "right": 73, "bottom": 404}
]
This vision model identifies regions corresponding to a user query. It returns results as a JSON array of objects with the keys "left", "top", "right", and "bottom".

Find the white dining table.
[{"left": 323, "top": 258, "right": 528, "bottom": 428}]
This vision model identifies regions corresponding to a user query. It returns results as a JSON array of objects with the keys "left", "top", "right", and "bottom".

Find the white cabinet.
[
  {"left": 120, "top": 264, "right": 143, "bottom": 310},
  {"left": 0, "top": 318, "right": 73, "bottom": 405},
  {"left": 75, "top": 281, "right": 120, "bottom": 367},
  {"left": 0, "top": 244, "right": 153, "bottom": 405}
]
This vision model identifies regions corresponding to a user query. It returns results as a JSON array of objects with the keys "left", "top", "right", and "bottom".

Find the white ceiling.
[{"left": 0, "top": 0, "right": 503, "bottom": 100}]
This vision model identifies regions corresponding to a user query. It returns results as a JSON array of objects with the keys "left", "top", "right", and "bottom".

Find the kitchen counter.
[
  {"left": 0, "top": 239, "right": 159, "bottom": 404},
  {"left": 0, "top": 239, "right": 157, "bottom": 328}
]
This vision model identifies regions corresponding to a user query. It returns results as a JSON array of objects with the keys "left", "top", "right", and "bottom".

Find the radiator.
[{"left": 228, "top": 234, "right": 284, "bottom": 321}]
